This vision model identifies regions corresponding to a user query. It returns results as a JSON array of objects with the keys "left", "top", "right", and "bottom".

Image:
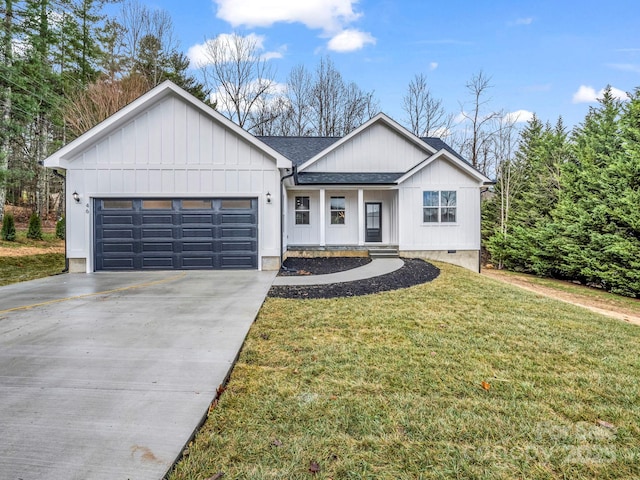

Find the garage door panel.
[
  {"left": 221, "top": 241, "right": 254, "bottom": 252},
  {"left": 142, "top": 228, "right": 174, "bottom": 238},
  {"left": 142, "top": 242, "right": 174, "bottom": 252},
  {"left": 102, "top": 258, "right": 135, "bottom": 269},
  {"left": 182, "top": 242, "right": 214, "bottom": 252},
  {"left": 103, "top": 215, "right": 134, "bottom": 225},
  {"left": 102, "top": 229, "right": 134, "bottom": 239},
  {"left": 221, "top": 213, "right": 253, "bottom": 224},
  {"left": 220, "top": 255, "right": 255, "bottom": 268},
  {"left": 95, "top": 198, "right": 258, "bottom": 270},
  {"left": 221, "top": 227, "right": 254, "bottom": 238},
  {"left": 182, "top": 214, "right": 215, "bottom": 224},
  {"left": 182, "top": 257, "right": 215, "bottom": 268},
  {"left": 182, "top": 228, "right": 214, "bottom": 238}
]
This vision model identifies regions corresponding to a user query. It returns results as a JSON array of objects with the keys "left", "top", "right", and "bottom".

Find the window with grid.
[
  {"left": 295, "top": 196, "right": 310, "bottom": 225},
  {"left": 423, "top": 191, "right": 456, "bottom": 223},
  {"left": 330, "top": 196, "right": 346, "bottom": 225}
]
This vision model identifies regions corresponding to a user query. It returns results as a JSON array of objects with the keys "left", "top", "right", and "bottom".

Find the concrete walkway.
[
  {"left": 272, "top": 257, "right": 404, "bottom": 286},
  {"left": 0, "top": 270, "right": 275, "bottom": 480}
]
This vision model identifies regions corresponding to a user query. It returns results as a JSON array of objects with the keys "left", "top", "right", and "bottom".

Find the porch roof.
[{"left": 297, "top": 172, "right": 403, "bottom": 185}]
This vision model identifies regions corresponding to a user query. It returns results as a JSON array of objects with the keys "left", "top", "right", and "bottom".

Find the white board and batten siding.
[
  {"left": 65, "top": 94, "right": 281, "bottom": 271},
  {"left": 398, "top": 157, "right": 482, "bottom": 251},
  {"left": 303, "top": 123, "right": 428, "bottom": 173}
]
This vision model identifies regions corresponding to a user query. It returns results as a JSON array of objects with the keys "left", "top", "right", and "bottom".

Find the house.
[{"left": 44, "top": 81, "right": 491, "bottom": 273}]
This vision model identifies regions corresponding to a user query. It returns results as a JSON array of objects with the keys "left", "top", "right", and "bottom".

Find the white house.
[{"left": 44, "top": 81, "right": 491, "bottom": 273}]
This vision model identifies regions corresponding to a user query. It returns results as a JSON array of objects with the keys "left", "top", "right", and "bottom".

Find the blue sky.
[{"left": 140, "top": 0, "right": 640, "bottom": 131}]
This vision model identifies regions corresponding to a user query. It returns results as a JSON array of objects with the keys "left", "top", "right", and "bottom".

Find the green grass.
[
  {"left": 169, "top": 263, "right": 640, "bottom": 480},
  {"left": 0, "top": 253, "right": 66, "bottom": 286},
  {"left": 0, "top": 229, "right": 62, "bottom": 249}
]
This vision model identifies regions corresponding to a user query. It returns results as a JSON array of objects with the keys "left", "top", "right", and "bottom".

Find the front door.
[{"left": 365, "top": 202, "right": 382, "bottom": 242}]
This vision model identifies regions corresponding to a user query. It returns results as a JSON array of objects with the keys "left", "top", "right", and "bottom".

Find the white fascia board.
[
  {"left": 396, "top": 149, "right": 491, "bottom": 185},
  {"left": 43, "top": 81, "right": 292, "bottom": 170},
  {"left": 297, "top": 113, "right": 437, "bottom": 172}
]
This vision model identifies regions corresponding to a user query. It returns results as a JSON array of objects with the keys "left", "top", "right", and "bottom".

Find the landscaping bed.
[
  {"left": 279, "top": 256, "right": 371, "bottom": 275},
  {"left": 269, "top": 258, "right": 440, "bottom": 299}
]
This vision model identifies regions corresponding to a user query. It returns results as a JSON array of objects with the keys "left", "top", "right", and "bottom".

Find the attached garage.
[
  {"left": 95, "top": 198, "right": 258, "bottom": 270},
  {"left": 43, "top": 81, "right": 291, "bottom": 273}
]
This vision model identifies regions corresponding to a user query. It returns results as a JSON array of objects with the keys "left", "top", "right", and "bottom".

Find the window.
[
  {"left": 423, "top": 190, "right": 456, "bottom": 223},
  {"left": 142, "top": 200, "right": 172, "bottom": 209},
  {"left": 221, "top": 199, "right": 251, "bottom": 209},
  {"left": 182, "top": 199, "right": 212, "bottom": 209},
  {"left": 102, "top": 200, "right": 132, "bottom": 209},
  {"left": 330, "top": 197, "right": 346, "bottom": 225},
  {"left": 295, "top": 196, "right": 310, "bottom": 225}
]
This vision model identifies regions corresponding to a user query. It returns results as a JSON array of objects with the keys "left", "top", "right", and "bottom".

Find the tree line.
[{"left": 483, "top": 88, "right": 640, "bottom": 297}]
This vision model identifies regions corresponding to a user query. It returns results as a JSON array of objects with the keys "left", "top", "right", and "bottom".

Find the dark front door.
[{"left": 365, "top": 202, "right": 382, "bottom": 242}]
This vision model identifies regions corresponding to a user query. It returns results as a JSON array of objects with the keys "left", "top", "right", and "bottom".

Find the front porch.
[{"left": 284, "top": 187, "right": 399, "bottom": 249}]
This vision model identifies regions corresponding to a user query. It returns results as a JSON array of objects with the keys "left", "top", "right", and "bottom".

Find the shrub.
[
  {"left": 55, "top": 216, "right": 65, "bottom": 240},
  {"left": 1, "top": 213, "right": 16, "bottom": 241},
  {"left": 27, "top": 212, "right": 43, "bottom": 240}
]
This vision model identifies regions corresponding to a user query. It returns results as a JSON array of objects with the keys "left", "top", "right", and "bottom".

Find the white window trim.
[
  {"left": 294, "top": 196, "right": 310, "bottom": 226},
  {"left": 422, "top": 190, "right": 458, "bottom": 225}
]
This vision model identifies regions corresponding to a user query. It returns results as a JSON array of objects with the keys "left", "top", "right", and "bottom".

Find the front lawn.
[
  {"left": 170, "top": 262, "right": 640, "bottom": 480},
  {"left": 0, "top": 253, "right": 66, "bottom": 286}
]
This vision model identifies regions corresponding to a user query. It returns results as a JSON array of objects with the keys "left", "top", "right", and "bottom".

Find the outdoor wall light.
[
  {"left": 266, "top": 191, "right": 272, "bottom": 204},
  {"left": 72, "top": 191, "right": 80, "bottom": 203}
]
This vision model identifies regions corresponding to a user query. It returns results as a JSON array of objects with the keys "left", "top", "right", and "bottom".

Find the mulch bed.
[
  {"left": 268, "top": 258, "right": 440, "bottom": 299},
  {"left": 278, "top": 256, "right": 372, "bottom": 276}
]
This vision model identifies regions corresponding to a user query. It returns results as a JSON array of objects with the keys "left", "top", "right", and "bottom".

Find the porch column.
[
  {"left": 358, "top": 189, "right": 364, "bottom": 246},
  {"left": 319, "top": 188, "right": 326, "bottom": 246}
]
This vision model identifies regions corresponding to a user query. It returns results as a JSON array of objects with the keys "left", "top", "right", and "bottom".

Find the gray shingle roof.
[
  {"left": 255, "top": 135, "right": 474, "bottom": 185},
  {"left": 256, "top": 136, "right": 340, "bottom": 167},
  {"left": 297, "top": 172, "right": 403, "bottom": 185}
]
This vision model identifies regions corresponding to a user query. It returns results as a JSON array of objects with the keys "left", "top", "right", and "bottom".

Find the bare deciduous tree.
[
  {"left": 455, "top": 70, "right": 502, "bottom": 173},
  {"left": 402, "top": 73, "right": 453, "bottom": 138},
  {"left": 199, "top": 33, "right": 276, "bottom": 130},
  {"left": 308, "top": 56, "right": 378, "bottom": 136}
]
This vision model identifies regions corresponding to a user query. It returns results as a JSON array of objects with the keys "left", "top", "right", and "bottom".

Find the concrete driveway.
[{"left": 0, "top": 270, "right": 276, "bottom": 480}]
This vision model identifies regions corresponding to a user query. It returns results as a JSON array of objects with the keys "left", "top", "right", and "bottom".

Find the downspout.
[
  {"left": 279, "top": 166, "right": 297, "bottom": 269},
  {"left": 479, "top": 184, "right": 492, "bottom": 273},
  {"left": 52, "top": 169, "right": 69, "bottom": 273}
]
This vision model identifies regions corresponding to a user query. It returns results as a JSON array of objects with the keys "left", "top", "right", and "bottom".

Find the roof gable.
[
  {"left": 44, "top": 81, "right": 292, "bottom": 170},
  {"left": 397, "top": 149, "right": 491, "bottom": 185},
  {"left": 298, "top": 114, "right": 437, "bottom": 174}
]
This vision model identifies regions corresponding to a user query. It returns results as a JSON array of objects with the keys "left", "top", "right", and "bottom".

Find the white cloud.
[
  {"left": 607, "top": 63, "right": 640, "bottom": 74},
  {"left": 327, "top": 29, "right": 375, "bottom": 52},
  {"left": 213, "top": 0, "right": 375, "bottom": 53},
  {"left": 454, "top": 112, "right": 467, "bottom": 124},
  {"left": 429, "top": 62, "right": 438, "bottom": 71},
  {"left": 215, "top": 0, "right": 360, "bottom": 31},
  {"left": 503, "top": 109, "right": 534, "bottom": 124},
  {"left": 508, "top": 17, "right": 533, "bottom": 26},
  {"left": 572, "top": 85, "right": 629, "bottom": 103},
  {"left": 187, "top": 33, "right": 283, "bottom": 68}
]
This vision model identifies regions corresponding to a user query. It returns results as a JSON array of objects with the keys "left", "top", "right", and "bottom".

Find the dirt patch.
[
  {"left": 482, "top": 269, "right": 640, "bottom": 326},
  {"left": 269, "top": 258, "right": 440, "bottom": 299}
]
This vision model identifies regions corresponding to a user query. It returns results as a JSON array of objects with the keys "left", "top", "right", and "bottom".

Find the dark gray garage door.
[{"left": 94, "top": 198, "right": 258, "bottom": 270}]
